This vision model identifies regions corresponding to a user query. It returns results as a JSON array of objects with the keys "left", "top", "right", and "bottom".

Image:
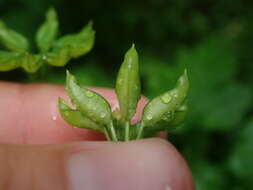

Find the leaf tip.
[
  {"left": 47, "top": 6, "right": 57, "bottom": 19},
  {"left": 126, "top": 43, "right": 138, "bottom": 59},
  {"left": 66, "top": 70, "right": 72, "bottom": 85},
  {"left": 88, "top": 20, "right": 93, "bottom": 27}
]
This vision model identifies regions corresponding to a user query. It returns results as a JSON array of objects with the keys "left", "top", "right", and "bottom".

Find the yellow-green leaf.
[
  {"left": 58, "top": 98, "right": 103, "bottom": 131},
  {"left": 0, "top": 51, "right": 22, "bottom": 71},
  {"left": 0, "top": 20, "right": 29, "bottom": 52},
  {"left": 36, "top": 7, "right": 59, "bottom": 52},
  {"left": 115, "top": 44, "right": 141, "bottom": 121},
  {"left": 21, "top": 53, "right": 43, "bottom": 73},
  {"left": 66, "top": 71, "right": 112, "bottom": 126},
  {"left": 142, "top": 70, "right": 189, "bottom": 127}
]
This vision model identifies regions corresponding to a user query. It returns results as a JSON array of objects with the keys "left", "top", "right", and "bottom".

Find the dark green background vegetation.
[{"left": 0, "top": 0, "right": 253, "bottom": 189}]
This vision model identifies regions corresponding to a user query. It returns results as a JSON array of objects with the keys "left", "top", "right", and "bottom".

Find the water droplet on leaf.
[
  {"left": 147, "top": 114, "right": 153, "bottom": 120},
  {"left": 100, "top": 112, "right": 106, "bottom": 118},
  {"left": 85, "top": 91, "right": 94, "bottom": 97},
  {"left": 161, "top": 94, "right": 172, "bottom": 104}
]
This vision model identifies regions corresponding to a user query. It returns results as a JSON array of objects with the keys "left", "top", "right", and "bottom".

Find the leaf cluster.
[
  {"left": 59, "top": 45, "right": 189, "bottom": 141},
  {"left": 0, "top": 8, "right": 94, "bottom": 73}
]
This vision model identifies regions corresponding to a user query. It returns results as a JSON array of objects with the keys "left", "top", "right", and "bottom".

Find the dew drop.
[
  {"left": 85, "top": 91, "right": 94, "bottom": 98},
  {"left": 147, "top": 114, "right": 153, "bottom": 120},
  {"left": 100, "top": 112, "right": 106, "bottom": 118},
  {"left": 128, "top": 64, "right": 132, "bottom": 69},
  {"left": 52, "top": 116, "right": 57, "bottom": 121},
  {"left": 161, "top": 94, "right": 172, "bottom": 104}
]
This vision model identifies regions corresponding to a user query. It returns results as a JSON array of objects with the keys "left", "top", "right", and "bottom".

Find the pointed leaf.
[
  {"left": 142, "top": 70, "right": 189, "bottom": 127},
  {"left": 0, "top": 50, "right": 22, "bottom": 71},
  {"left": 58, "top": 98, "right": 103, "bottom": 131},
  {"left": 45, "top": 22, "right": 94, "bottom": 67},
  {"left": 66, "top": 71, "right": 112, "bottom": 126},
  {"left": 36, "top": 7, "right": 59, "bottom": 52},
  {"left": 0, "top": 20, "right": 29, "bottom": 52},
  {"left": 115, "top": 44, "right": 141, "bottom": 121},
  {"left": 169, "top": 103, "right": 188, "bottom": 127}
]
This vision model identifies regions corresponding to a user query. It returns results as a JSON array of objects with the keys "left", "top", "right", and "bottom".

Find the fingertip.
[{"left": 67, "top": 138, "right": 194, "bottom": 190}]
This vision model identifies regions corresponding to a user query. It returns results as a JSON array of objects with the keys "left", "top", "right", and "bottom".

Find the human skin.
[{"left": 0, "top": 82, "right": 195, "bottom": 190}]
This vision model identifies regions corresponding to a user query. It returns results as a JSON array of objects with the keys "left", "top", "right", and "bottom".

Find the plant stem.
[
  {"left": 109, "top": 121, "right": 118, "bottom": 141},
  {"left": 103, "top": 127, "right": 111, "bottom": 141},
  {"left": 136, "top": 122, "right": 144, "bottom": 139},
  {"left": 124, "top": 121, "right": 130, "bottom": 141}
]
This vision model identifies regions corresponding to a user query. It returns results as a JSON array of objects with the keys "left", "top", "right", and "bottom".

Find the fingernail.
[{"left": 68, "top": 152, "right": 101, "bottom": 190}]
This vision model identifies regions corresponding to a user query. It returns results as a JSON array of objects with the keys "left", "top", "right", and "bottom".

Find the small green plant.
[
  {"left": 58, "top": 44, "right": 189, "bottom": 141},
  {"left": 0, "top": 8, "right": 94, "bottom": 73}
]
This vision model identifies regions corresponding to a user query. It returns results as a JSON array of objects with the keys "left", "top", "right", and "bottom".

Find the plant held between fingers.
[{"left": 58, "top": 44, "right": 189, "bottom": 141}]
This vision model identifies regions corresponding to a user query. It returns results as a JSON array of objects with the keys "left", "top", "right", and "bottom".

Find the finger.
[
  {"left": 0, "top": 82, "right": 147, "bottom": 144},
  {"left": 0, "top": 138, "right": 194, "bottom": 190}
]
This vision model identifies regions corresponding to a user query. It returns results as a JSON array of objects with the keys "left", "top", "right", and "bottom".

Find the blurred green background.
[{"left": 0, "top": 0, "right": 253, "bottom": 189}]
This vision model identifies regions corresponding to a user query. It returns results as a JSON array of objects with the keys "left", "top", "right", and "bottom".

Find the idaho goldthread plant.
[
  {"left": 0, "top": 8, "right": 94, "bottom": 73},
  {"left": 58, "top": 44, "right": 189, "bottom": 141},
  {"left": 0, "top": 8, "right": 189, "bottom": 141}
]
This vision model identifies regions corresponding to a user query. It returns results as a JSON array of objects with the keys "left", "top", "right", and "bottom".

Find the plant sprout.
[
  {"left": 58, "top": 44, "right": 189, "bottom": 141},
  {"left": 0, "top": 8, "right": 94, "bottom": 73}
]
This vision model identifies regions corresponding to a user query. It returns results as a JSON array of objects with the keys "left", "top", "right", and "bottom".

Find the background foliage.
[{"left": 0, "top": 0, "right": 253, "bottom": 189}]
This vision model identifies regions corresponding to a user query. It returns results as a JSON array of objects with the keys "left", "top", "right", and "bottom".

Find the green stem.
[
  {"left": 103, "top": 127, "right": 111, "bottom": 141},
  {"left": 124, "top": 121, "right": 130, "bottom": 141},
  {"left": 136, "top": 122, "right": 144, "bottom": 139},
  {"left": 109, "top": 122, "right": 118, "bottom": 141}
]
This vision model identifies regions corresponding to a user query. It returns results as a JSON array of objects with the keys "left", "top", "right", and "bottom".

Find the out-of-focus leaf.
[
  {"left": 45, "top": 22, "right": 95, "bottom": 66},
  {"left": 192, "top": 161, "right": 228, "bottom": 190},
  {"left": 201, "top": 84, "right": 252, "bottom": 130},
  {"left": 229, "top": 118, "right": 253, "bottom": 189},
  {"left": 21, "top": 54, "right": 43, "bottom": 73},
  {"left": 0, "top": 50, "right": 22, "bottom": 71},
  {"left": 0, "top": 20, "right": 29, "bottom": 52},
  {"left": 36, "top": 7, "right": 59, "bottom": 52}
]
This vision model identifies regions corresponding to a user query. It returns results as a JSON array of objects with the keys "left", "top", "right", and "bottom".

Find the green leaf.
[
  {"left": 115, "top": 44, "right": 141, "bottom": 121},
  {"left": 21, "top": 53, "right": 43, "bottom": 73},
  {"left": 58, "top": 98, "right": 103, "bottom": 131},
  {"left": 169, "top": 103, "right": 188, "bottom": 127},
  {"left": 0, "top": 20, "right": 29, "bottom": 52},
  {"left": 36, "top": 7, "right": 59, "bottom": 52},
  {"left": 45, "top": 22, "right": 95, "bottom": 66},
  {"left": 229, "top": 118, "right": 253, "bottom": 189},
  {"left": 44, "top": 48, "right": 70, "bottom": 66},
  {"left": 0, "top": 50, "right": 22, "bottom": 71},
  {"left": 66, "top": 71, "right": 112, "bottom": 126},
  {"left": 143, "top": 103, "right": 188, "bottom": 136},
  {"left": 141, "top": 70, "right": 189, "bottom": 128}
]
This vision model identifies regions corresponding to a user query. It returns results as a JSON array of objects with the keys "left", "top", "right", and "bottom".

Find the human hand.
[{"left": 0, "top": 82, "right": 194, "bottom": 190}]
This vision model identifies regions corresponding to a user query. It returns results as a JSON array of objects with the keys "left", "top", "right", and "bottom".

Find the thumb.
[{"left": 0, "top": 138, "right": 194, "bottom": 190}]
